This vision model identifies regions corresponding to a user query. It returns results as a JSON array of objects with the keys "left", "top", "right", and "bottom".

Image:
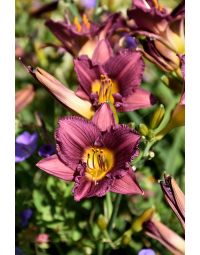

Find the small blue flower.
[
  {"left": 20, "top": 208, "right": 33, "bottom": 228},
  {"left": 15, "top": 131, "right": 38, "bottom": 162},
  {"left": 82, "top": 0, "right": 96, "bottom": 9},
  {"left": 124, "top": 36, "right": 138, "bottom": 50},
  {"left": 138, "top": 248, "right": 156, "bottom": 255},
  {"left": 15, "top": 247, "right": 25, "bottom": 255},
  {"left": 38, "top": 144, "right": 56, "bottom": 158}
]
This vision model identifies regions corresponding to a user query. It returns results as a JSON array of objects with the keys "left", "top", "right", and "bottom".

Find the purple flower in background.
[
  {"left": 123, "top": 35, "right": 138, "bottom": 50},
  {"left": 15, "top": 131, "right": 38, "bottom": 162},
  {"left": 127, "top": 0, "right": 185, "bottom": 72},
  {"left": 82, "top": 0, "right": 96, "bottom": 9},
  {"left": 138, "top": 248, "right": 156, "bottom": 255},
  {"left": 20, "top": 208, "right": 33, "bottom": 228},
  {"left": 15, "top": 247, "right": 25, "bottom": 255},
  {"left": 45, "top": 12, "right": 124, "bottom": 57},
  {"left": 36, "top": 103, "right": 143, "bottom": 201},
  {"left": 38, "top": 144, "right": 56, "bottom": 158}
]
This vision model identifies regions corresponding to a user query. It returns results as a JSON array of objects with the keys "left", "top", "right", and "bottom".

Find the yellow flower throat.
[
  {"left": 82, "top": 147, "right": 115, "bottom": 183},
  {"left": 91, "top": 74, "right": 119, "bottom": 105}
]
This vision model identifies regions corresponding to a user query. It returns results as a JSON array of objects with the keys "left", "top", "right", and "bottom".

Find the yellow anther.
[
  {"left": 152, "top": 0, "right": 159, "bottom": 9},
  {"left": 73, "top": 16, "right": 82, "bottom": 32},
  {"left": 82, "top": 14, "right": 91, "bottom": 30}
]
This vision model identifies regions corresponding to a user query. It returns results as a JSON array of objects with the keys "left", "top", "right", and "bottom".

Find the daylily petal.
[
  {"left": 74, "top": 56, "right": 102, "bottom": 96},
  {"left": 45, "top": 19, "right": 76, "bottom": 55},
  {"left": 75, "top": 86, "right": 90, "bottom": 100},
  {"left": 127, "top": 1, "right": 169, "bottom": 34},
  {"left": 73, "top": 176, "right": 111, "bottom": 201},
  {"left": 92, "top": 39, "right": 113, "bottom": 65},
  {"left": 110, "top": 169, "right": 143, "bottom": 195},
  {"left": 160, "top": 174, "right": 185, "bottom": 229},
  {"left": 92, "top": 103, "right": 116, "bottom": 131},
  {"left": 78, "top": 38, "right": 99, "bottom": 58},
  {"left": 180, "top": 54, "right": 185, "bottom": 80},
  {"left": 29, "top": 67, "right": 94, "bottom": 119},
  {"left": 36, "top": 154, "right": 74, "bottom": 181},
  {"left": 55, "top": 116, "right": 101, "bottom": 168},
  {"left": 104, "top": 51, "right": 145, "bottom": 96},
  {"left": 102, "top": 125, "right": 140, "bottom": 173},
  {"left": 170, "top": 0, "right": 185, "bottom": 20},
  {"left": 116, "top": 87, "right": 155, "bottom": 112},
  {"left": 144, "top": 219, "right": 185, "bottom": 255},
  {"left": 141, "top": 39, "right": 179, "bottom": 71}
]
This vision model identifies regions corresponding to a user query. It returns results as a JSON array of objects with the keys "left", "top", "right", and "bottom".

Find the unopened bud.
[
  {"left": 131, "top": 208, "right": 155, "bottom": 232},
  {"left": 97, "top": 215, "right": 108, "bottom": 231},
  {"left": 150, "top": 104, "right": 165, "bottom": 129},
  {"left": 15, "top": 84, "right": 35, "bottom": 113},
  {"left": 121, "top": 230, "right": 132, "bottom": 245},
  {"left": 139, "top": 123, "right": 149, "bottom": 136}
]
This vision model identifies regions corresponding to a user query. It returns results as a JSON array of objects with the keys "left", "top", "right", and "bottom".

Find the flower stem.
[
  {"left": 97, "top": 242, "right": 104, "bottom": 255},
  {"left": 97, "top": 194, "right": 122, "bottom": 255},
  {"left": 108, "top": 194, "right": 122, "bottom": 233}
]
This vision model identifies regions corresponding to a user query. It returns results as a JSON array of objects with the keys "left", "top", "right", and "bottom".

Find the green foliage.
[{"left": 16, "top": 0, "right": 184, "bottom": 254}]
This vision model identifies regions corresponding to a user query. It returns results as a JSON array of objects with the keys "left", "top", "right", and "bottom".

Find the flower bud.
[
  {"left": 131, "top": 208, "right": 155, "bottom": 232},
  {"left": 139, "top": 123, "right": 149, "bottom": 136},
  {"left": 97, "top": 215, "right": 108, "bottom": 231},
  {"left": 150, "top": 104, "right": 165, "bottom": 129},
  {"left": 121, "top": 230, "right": 132, "bottom": 245},
  {"left": 15, "top": 84, "right": 35, "bottom": 113},
  {"left": 160, "top": 174, "right": 185, "bottom": 229}
]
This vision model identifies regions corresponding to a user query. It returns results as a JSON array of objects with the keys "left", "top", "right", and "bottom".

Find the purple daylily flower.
[
  {"left": 36, "top": 103, "right": 143, "bottom": 201},
  {"left": 45, "top": 12, "right": 125, "bottom": 57},
  {"left": 15, "top": 131, "right": 38, "bottom": 162},
  {"left": 138, "top": 248, "right": 155, "bottom": 255},
  {"left": 74, "top": 39, "right": 155, "bottom": 112},
  {"left": 127, "top": 0, "right": 185, "bottom": 71},
  {"left": 20, "top": 208, "right": 33, "bottom": 228},
  {"left": 38, "top": 144, "right": 56, "bottom": 158}
]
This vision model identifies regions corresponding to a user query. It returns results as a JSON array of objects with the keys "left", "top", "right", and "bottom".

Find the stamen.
[
  {"left": 152, "top": 0, "right": 159, "bottom": 9},
  {"left": 73, "top": 16, "right": 82, "bottom": 32},
  {"left": 83, "top": 147, "right": 114, "bottom": 182},
  {"left": 91, "top": 76, "right": 119, "bottom": 105},
  {"left": 82, "top": 14, "right": 91, "bottom": 30}
]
